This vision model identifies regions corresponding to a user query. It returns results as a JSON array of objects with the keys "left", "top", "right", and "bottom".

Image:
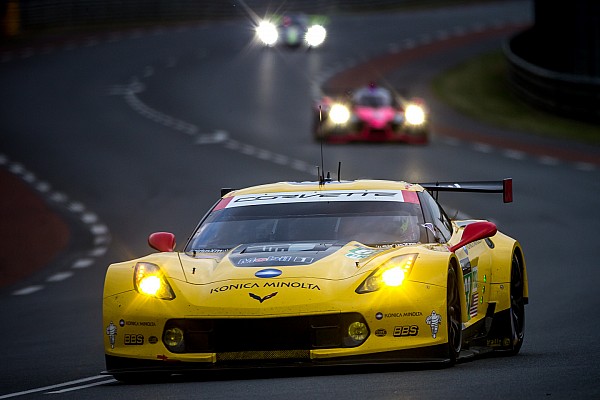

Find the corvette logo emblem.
[{"left": 249, "top": 292, "right": 278, "bottom": 303}]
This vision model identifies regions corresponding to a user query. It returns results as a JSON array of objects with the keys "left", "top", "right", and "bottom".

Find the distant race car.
[
  {"left": 314, "top": 85, "right": 429, "bottom": 143},
  {"left": 103, "top": 177, "right": 527, "bottom": 382},
  {"left": 255, "top": 14, "right": 327, "bottom": 48}
]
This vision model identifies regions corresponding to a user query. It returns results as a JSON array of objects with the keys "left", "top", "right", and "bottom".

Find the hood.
[{"left": 179, "top": 241, "right": 389, "bottom": 285}]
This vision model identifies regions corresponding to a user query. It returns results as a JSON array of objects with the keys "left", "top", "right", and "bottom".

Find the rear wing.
[{"left": 419, "top": 178, "right": 513, "bottom": 203}]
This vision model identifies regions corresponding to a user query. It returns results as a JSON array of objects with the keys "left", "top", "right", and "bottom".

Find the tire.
[
  {"left": 508, "top": 252, "right": 525, "bottom": 355},
  {"left": 446, "top": 265, "right": 462, "bottom": 363}
]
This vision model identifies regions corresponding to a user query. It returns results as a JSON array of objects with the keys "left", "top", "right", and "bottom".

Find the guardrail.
[{"left": 504, "top": 29, "right": 600, "bottom": 122}]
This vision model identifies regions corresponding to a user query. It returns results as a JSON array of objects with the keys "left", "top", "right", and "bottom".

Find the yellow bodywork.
[{"left": 103, "top": 180, "right": 527, "bottom": 367}]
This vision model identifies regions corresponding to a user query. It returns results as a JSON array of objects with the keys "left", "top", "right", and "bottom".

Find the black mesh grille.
[{"left": 163, "top": 313, "right": 368, "bottom": 355}]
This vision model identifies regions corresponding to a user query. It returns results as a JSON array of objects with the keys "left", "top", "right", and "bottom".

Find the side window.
[{"left": 419, "top": 191, "right": 453, "bottom": 243}]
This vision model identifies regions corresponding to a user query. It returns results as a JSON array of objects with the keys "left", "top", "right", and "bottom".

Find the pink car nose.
[{"left": 356, "top": 107, "right": 395, "bottom": 129}]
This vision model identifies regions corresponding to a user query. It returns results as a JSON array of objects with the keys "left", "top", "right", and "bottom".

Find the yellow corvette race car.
[{"left": 103, "top": 178, "right": 527, "bottom": 381}]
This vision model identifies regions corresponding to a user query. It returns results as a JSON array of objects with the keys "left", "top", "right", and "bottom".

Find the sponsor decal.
[
  {"left": 238, "top": 256, "right": 291, "bottom": 265},
  {"left": 345, "top": 247, "right": 381, "bottom": 260},
  {"left": 221, "top": 190, "right": 419, "bottom": 209},
  {"left": 425, "top": 311, "right": 442, "bottom": 339},
  {"left": 255, "top": 268, "right": 283, "bottom": 278},
  {"left": 376, "top": 312, "right": 383, "bottom": 320},
  {"left": 393, "top": 325, "right": 419, "bottom": 337},
  {"left": 124, "top": 334, "right": 144, "bottom": 345},
  {"left": 119, "top": 319, "right": 125, "bottom": 327},
  {"left": 194, "top": 248, "right": 230, "bottom": 253},
  {"left": 375, "top": 328, "right": 387, "bottom": 337},
  {"left": 237, "top": 255, "right": 315, "bottom": 266},
  {"left": 293, "top": 256, "right": 315, "bottom": 263},
  {"left": 123, "top": 320, "right": 157, "bottom": 327},
  {"left": 106, "top": 322, "right": 117, "bottom": 349},
  {"left": 249, "top": 292, "right": 278, "bottom": 303},
  {"left": 463, "top": 266, "right": 479, "bottom": 319},
  {"left": 487, "top": 338, "right": 502, "bottom": 347},
  {"left": 148, "top": 336, "right": 159, "bottom": 344},
  {"left": 470, "top": 291, "right": 479, "bottom": 317},
  {"left": 210, "top": 281, "right": 321, "bottom": 294},
  {"left": 379, "top": 311, "right": 423, "bottom": 319}
]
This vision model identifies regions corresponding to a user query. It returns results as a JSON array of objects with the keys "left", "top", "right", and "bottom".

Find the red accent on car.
[
  {"left": 401, "top": 190, "right": 419, "bottom": 204},
  {"left": 449, "top": 221, "right": 497, "bottom": 253},
  {"left": 503, "top": 178, "right": 513, "bottom": 203},
  {"left": 213, "top": 196, "right": 234, "bottom": 211},
  {"left": 148, "top": 232, "right": 176, "bottom": 252}
]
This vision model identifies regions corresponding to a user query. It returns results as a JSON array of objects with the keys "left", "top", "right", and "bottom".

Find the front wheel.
[
  {"left": 508, "top": 252, "right": 525, "bottom": 355},
  {"left": 446, "top": 265, "right": 462, "bottom": 363}
]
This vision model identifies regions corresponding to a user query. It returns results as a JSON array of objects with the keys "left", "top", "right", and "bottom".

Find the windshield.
[
  {"left": 353, "top": 88, "right": 392, "bottom": 107},
  {"left": 186, "top": 200, "right": 425, "bottom": 252}
]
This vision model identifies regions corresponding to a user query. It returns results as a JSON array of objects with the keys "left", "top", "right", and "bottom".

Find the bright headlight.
[
  {"left": 329, "top": 103, "right": 351, "bottom": 124},
  {"left": 305, "top": 24, "right": 326, "bottom": 47},
  {"left": 134, "top": 262, "right": 175, "bottom": 300},
  {"left": 356, "top": 254, "right": 417, "bottom": 294},
  {"left": 405, "top": 104, "right": 426, "bottom": 126},
  {"left": 256, "top": 21, "right": 278, "bottom": 46}
]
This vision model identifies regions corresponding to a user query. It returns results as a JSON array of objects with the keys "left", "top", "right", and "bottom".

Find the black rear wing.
[{"left": 419, "top": 178, "right": 513, "bottom": 203}]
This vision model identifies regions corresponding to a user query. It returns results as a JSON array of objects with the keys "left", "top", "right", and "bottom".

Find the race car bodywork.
[
  {"left": 255, "top": 14, "right": 327, "bottom": 48},
  {"left": 314, "top": 86, "right": 429, "bottom": 143},
  {"left": 103, "top": 178, "right": 527, "bottom": 381}
]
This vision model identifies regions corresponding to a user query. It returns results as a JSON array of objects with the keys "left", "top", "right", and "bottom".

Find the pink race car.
[{"left": 314, "top": 85, "right": 429, "bottom": 144}]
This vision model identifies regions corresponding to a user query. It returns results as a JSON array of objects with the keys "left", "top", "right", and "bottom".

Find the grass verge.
[{"left": 431, "top": 51, "right": 600, "bottom": 146}]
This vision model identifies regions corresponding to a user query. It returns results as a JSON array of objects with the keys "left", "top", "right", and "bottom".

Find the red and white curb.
[{"left": 0, "top": 154, "right": 111, "bottom": 296}]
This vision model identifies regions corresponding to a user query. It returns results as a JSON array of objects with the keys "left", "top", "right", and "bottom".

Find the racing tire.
[
  {"left": 507, "top": 252, "right": 525, "bottom": 355},
  {"left": 446, "top": 265, "right": 462, "bottom": 364}
]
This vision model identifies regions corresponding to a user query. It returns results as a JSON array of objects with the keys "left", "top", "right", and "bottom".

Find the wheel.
[
  {"left": 446, "top": 265, "right": 462, "bottom": 363},
  {"left": 508, "top": 252, "right": 525, "bottom": 355}
]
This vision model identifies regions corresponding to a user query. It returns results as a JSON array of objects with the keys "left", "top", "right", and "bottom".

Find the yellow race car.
[{"left": 103, "top": 178, "right": 527, "bottom": 381}]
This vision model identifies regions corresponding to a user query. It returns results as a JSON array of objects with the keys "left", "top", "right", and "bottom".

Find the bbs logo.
[
  {"left": 393, "top": 325, "right": 419, "bottom": 337},
  {"left": 124, "top": 334, "right": 144, "bottom": 345}
]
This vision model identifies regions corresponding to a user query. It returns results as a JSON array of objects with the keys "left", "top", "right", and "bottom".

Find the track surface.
[{"left": 1, "top": 1, "right": 599, "bottom": 398}]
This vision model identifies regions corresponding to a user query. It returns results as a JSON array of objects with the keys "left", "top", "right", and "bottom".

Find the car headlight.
[
  {"left": 404, "top": 104, "right": 426, "bottom": 126},
  {"left": 256, "top": 20, "right": 278, "bottom": 46},
  {"left": 356, "top": 254, "right": 417, "bottom": 294},
  {"left": 305, "top": 24, "right": 326, "bottom": 47},
  {"left": 133, "top": 262, "right": 175, "bottom": 300},
  {"left": 329, "top": 103, "right": 351, "bottom": 124}
]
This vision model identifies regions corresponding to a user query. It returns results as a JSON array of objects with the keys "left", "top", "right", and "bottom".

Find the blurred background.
[{"left": 1, "top": 0, "right": 599, "bottom": 398}]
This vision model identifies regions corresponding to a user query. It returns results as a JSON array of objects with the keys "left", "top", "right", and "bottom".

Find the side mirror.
[
  {"left": 449, "top": 221, "right": 497, "bottom": 253},
  {"left": 148, "top": 232, "right": 176, "bottom": 252}
]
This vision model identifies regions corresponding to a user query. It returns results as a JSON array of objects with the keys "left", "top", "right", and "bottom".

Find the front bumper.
[
  {"left": 105, "top": 343, "right": 451, "bottom": 377},
  {"left": 320, "top": 123, "right": 428, "bottom": 144}
]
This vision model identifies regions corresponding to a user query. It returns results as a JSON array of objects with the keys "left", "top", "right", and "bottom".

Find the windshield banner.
[{"left": 215, "top": 190, "right": 418, "bottom": 210}]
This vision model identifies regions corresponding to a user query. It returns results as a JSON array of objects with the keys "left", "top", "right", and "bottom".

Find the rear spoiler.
[{"left": 419, "top": 178, "right": 513, "bottom": 203}]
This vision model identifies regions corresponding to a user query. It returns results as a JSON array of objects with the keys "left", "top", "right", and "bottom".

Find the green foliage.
[{"left": 432, "top": 51, "right": 600, "bottom": 145}]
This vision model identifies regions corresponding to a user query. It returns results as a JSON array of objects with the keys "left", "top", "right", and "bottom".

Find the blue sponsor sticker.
[{"left": 255, "top": 268, "right": 283, "bottom": 278}]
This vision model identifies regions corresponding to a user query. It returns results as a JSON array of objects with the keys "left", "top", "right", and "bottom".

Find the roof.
[{"left": 224, "top": 180, "right": 425, "bottom": 197}]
